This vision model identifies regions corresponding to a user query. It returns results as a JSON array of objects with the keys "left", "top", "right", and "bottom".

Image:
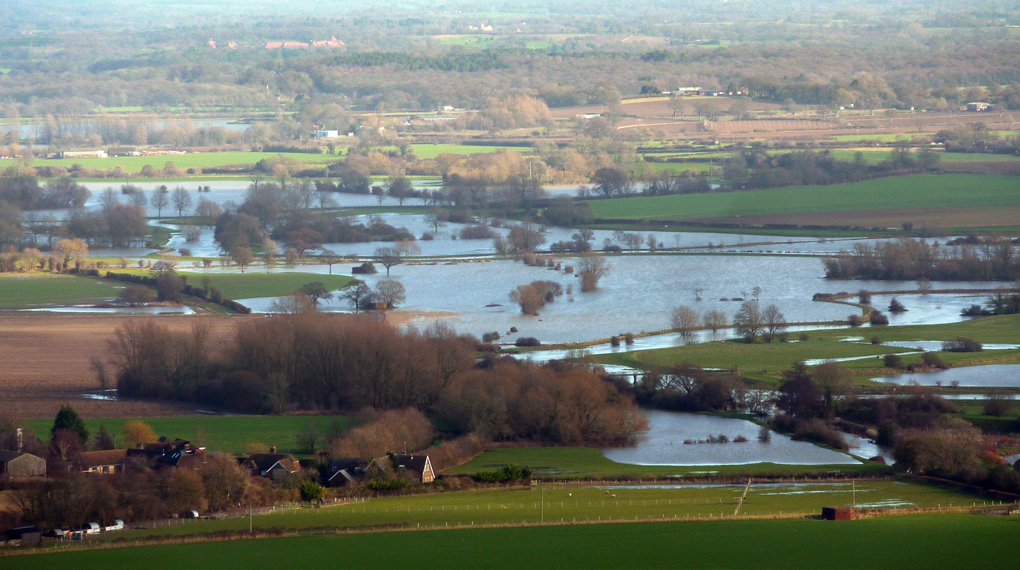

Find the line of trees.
[
  {"left": 104, "top": 315, "right": 646, "bottom": 448},
  {"left": 824, "top": 239, "right": 1020, "bottom": 281}
]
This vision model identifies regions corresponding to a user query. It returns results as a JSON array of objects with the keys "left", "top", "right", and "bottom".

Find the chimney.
[
  {"left": 401, "top": 441, "right": 407, "bottom": 456},
  {"left": 16, "top": 428, "right": 23, "bottom": 452}
]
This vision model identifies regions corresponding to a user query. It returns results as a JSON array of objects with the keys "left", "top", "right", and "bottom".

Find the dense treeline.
[
  {"left": 824, "top": 239, "right": 1020, "bottom": 281},
  {"left": 106, "top": 315, "right": 646, "bottom": 446},
  {"left": 2, "top": 1, "right": 1020, "bottom": 127},
  {"left": 724, "top": 148, "right": 938, "bottom": 190}
]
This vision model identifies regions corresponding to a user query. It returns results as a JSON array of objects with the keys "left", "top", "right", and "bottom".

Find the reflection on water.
[
  {"left": 602, "top": 409, "right": 860, "bottom": 466},
  {"left": 874, "top": 364, "right": 1020, "bottom": 388},
  {"left": 25, "top": 304, "right": 195, "bottom": 315}
]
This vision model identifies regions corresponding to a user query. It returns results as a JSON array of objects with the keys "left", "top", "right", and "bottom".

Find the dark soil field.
[{"left": 0, "top": 314, "right": 244, "bottom": 418}]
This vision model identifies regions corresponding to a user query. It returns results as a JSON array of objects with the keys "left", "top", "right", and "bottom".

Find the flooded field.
[
  {"left": 874, "top": 364, "right": 1020, "bottom": 388},
  {"left": 602, "top": 410, "right": 861, "bottom": 466}
]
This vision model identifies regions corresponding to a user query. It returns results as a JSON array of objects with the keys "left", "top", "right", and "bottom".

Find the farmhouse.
[
  {"left": 324, "top": 457, "right": 368, "bottom": 487},
  {"left": 79, "top": 449, "right": 128, "bottom": 474},
  {"left": 243, "top": 452, "right": 301, "bottom": 480},
  {"left": 127, "top": 439, "right": 205, "bottom": 470},
  {"left": 392, "top": 453, "right": 435, "bottom": 483},
  {"left": 0, "top": 450, "right": 46, "bottom": 478}
]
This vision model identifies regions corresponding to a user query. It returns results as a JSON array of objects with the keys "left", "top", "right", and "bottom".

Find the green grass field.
[
  {"left": 39, "top": 152, "right": 339, "bottom": 173},
  {"left": 446, "top": 447, "right": 893, "bottom": 479},
  {"left": 37, "top": 145, "right": 529, "bottom": 175},
  {"left": 9, "top": 513, "right": 1015, "bottom": 570},
  {"left": 589, "top": 174, "right": 1020, "bottom": 221},
  {"left": 105, "top": 479, "right": 975, "bottom": 541},
  {"left": 0, "top": 274, "right": 122, "bottom": 308},
  {"left": 24, "top": 415, "right": 351, "bottom": 455},
  {"left": 601, "top": 314, "right": 1020, "bottom": 383},
  {"left": 177, "top": 272, "right": 355, "bottom": 300}
]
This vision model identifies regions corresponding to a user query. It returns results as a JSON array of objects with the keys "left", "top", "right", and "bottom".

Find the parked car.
[
  {"left": 82, "top": 522, "right": 101, "bottom": 535},
  {"left": 182, "top": 510, "right": 200, "bottom": 519}
]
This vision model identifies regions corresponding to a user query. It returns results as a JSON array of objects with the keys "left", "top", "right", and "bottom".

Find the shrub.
[
  {"left": 610, "top": 336, "right": 620, "bottom": 347},
  {"left": 961, "top": 304, "right": 985, "bottom": 317},
  {"left": 858, "top": 290, "right": 872, "bottom": 305},
  {"left": 624, "top": 333, "right": 634, "bottom": 345},
  {"left": 459, "top": 225, "right": 496, "bottom": 239},
  {"left": 472, "top": 464, "right": 533, "bottom": 483},
  {"left": 921, "top": 352, "right": 949, "bottom": 369},
  {"left": 515, "top": 337, "right": 540, "bottom": 347},
  {"left": 120, "top": 284, "right": 156, "bottom": 306},
  {"left": 298, "top": 480, "right": 325, "bottom": 502},
  {"left": 871, "top": 336, "right": 882, "bottom": 345},
  {"left": 888, "top": 298, "right": 906, "bottom": 313},
  {"left": 942, "top": 337, "right": 982, "bottom": 353},
  {"left": 869, "top": 310, "right": 889, "bottom": 325},
  {"left": 793, "top": 418, "right": 848, "bottom": 451},
  {"left": 883, "top": 353, "right": 903, "bottom": 369},
  {"left": 368, "top": 478, "right": 410, "bottom": 491},
  {"left": 847, "top": 314, "right": 861, "bottom": 327},
  {"left": 352, "top": 262, "right": 378, "bottom": 274},
  {"left": 799, "top": 333, "right": 809, "bottom": 342},
  {"left": 482, "top": 332, "right": 501, "bottom": 342}
]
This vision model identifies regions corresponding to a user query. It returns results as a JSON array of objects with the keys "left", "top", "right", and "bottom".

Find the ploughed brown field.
[
  {"left": 703, "top": 205, "right": 1020, "bottom": 231},
  {"left": 0, "top": 313, "right": 244, "bottom": 418},
  {"left": 551, "top": 98, "right": 1020, "bottom": 141}
]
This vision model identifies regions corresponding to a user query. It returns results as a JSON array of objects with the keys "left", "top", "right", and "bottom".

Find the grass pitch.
[{"left": 5, "top": 514, "right": 1015, "bottom": 570}]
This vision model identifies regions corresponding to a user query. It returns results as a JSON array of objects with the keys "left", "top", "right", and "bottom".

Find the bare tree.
[
  {"left": 509, "top": 284, "right": 544, "bottom": 315},
  {"left": 375, "top": 279, "right": 406, "bottom": 308},
  {"left": 375, "top": 246, "right": 400, "bottom": 276},
  {"left": 340, "top": 282, "right": 374, "bottom": 310},
  {"left": 424, "top": 209, "right": 448, "bottom": 233},
  {"left": 813, "top": 361, "right": 854, "bottom": 413},
  {"left": 300, "top": 282, "right": 334, "bottom": 306},
  {"left": 733, "top": 300, "right": 764, "bottom": 343},
  {"left": 577, "top": 253, "right": 611, "bottom": 292},
  {"left": 151, "top": 185, "right": 169, "bottom": 220},
  {"left": 321, "top": 249, "right": 339, "bottom": 275},
  {"left": 670, "top": 305, "right": 700, "bottom": 340},
  {"left": 762, "top": 304, "right": 787, "bottom": 342},
  {"left": 231, "top": 246, "right": 254, "bottom": 273},
  {"left": 702, "top": 309, "right": 728, "bottom": 333},
  {"left": 171, "top": 186, "right": 192, "bottom": 218}
]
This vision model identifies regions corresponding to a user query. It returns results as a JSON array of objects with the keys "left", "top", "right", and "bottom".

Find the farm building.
[
  {"left": 58, "top": 149, "right": 107, "bottom": 159},
  {"left": 79, "top": 450, "right": 128, "bottom": 474},
  {"left": 0, "top": 450, "right": 46, "bottom": 478},
  {"left": 822, "top": 507, "right": 856, "bottom": 520},
  {"left": 243, "top": 452, "right": 301, "bottom": 480},
  {"left": 966, "top": 102, "right": 992, "bottom": 112}
]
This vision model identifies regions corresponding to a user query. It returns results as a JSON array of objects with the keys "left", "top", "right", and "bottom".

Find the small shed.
[
  {"left": 0, "top": 450, "right": 47, "bottom": 478},
  {"left": 822, "top": 507, "right": 856, "bottom": 521},
  {"left": 3, "top": 527, "right": 42, "bottom": 546}
]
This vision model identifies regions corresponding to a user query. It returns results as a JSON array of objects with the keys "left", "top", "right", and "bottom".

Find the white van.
[{"left": 82, "top": 522, "right": 101, "bottom": 535}]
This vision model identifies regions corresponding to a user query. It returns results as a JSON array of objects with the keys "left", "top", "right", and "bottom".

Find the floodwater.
[
  {"left": 602, "top": 409, "right": 861, "bottom": 466},
  {"left": 873, "top": 364, "right": 1020, "bottom": 388},
  {"left": 24, "top": 304, "right": 195, "bottom": 315},
  {"left": 231, "top": 255, "right": 1004, "bottom": 344}
]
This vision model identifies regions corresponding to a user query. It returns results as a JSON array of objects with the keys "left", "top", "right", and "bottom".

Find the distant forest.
[{"left": 1, "top": 1, "right": 1019, "bottom": 131}]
